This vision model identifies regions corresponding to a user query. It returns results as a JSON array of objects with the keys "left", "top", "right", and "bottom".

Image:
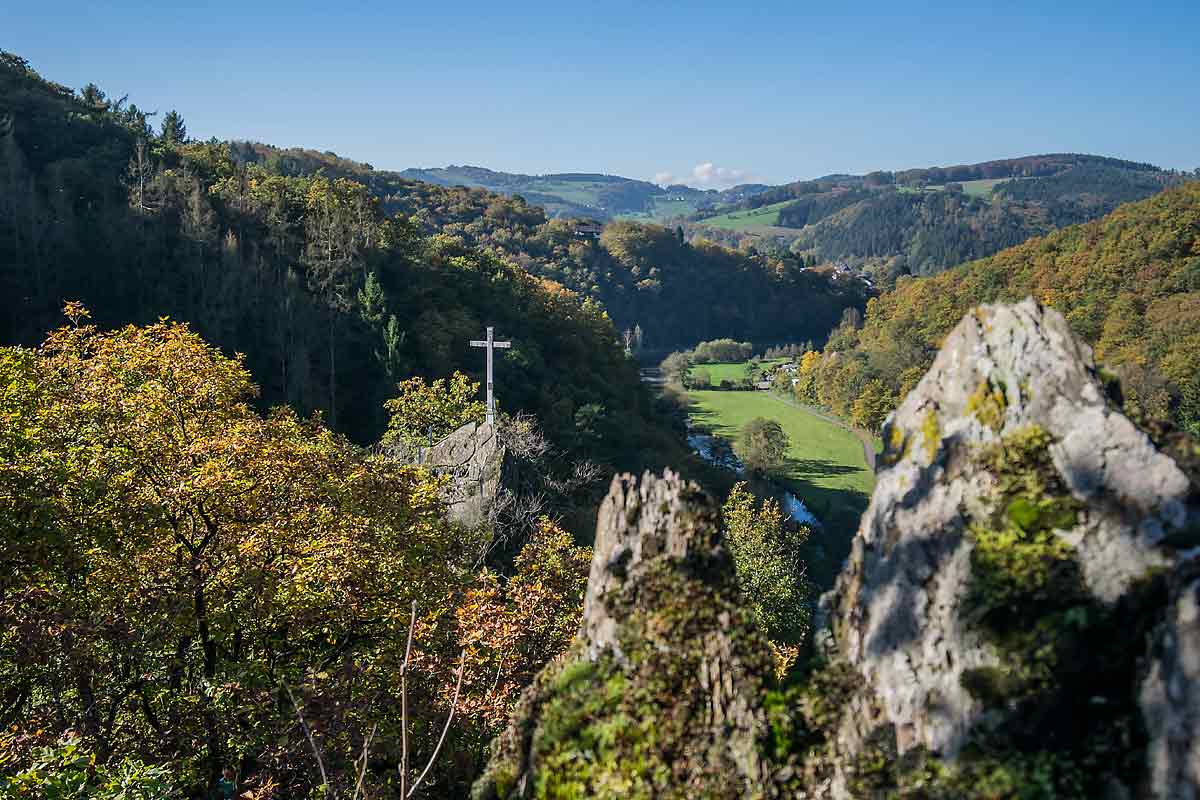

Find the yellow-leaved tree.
[
  {"left": 382, "top": 371, "right": 486, "bottom": 449},
  {"left": 0, "top": 305, "right": 484, "bottom": 797},
  {"left": 454, "top": 520, "right": 591, "bottom": 731}
]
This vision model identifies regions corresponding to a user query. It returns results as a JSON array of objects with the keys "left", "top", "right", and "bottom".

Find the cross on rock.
[{"left": 470, "top": 326, "right": 511, "bottom": 426}]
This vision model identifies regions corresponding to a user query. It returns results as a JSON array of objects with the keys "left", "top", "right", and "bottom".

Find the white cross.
[{"left": 469, "top": 326, "right": 511, "bottom": 426}]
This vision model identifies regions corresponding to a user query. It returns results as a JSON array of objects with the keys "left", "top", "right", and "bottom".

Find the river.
[
  {"left": 686, "top": 430, "right": 819, "bottom": 526},
  {"left": 643, "top": 366, "right": 821, "bottom": 526}
]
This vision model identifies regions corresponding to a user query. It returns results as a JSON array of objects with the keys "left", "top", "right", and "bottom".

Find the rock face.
[
  {"left": 1142, "top": 551, "right": 1200, "bottom": 799},
  {"left": 814, "top": 299, "right": 1200, "bottom": 797},
  {"left": 392, "top": 421, "right": 511, "bottom": 528},
  {"left": 473, "top": 470, "right": 778, "bottom": 799},
  {"left": 473, "top": 300, "right": 1200, "bottom": 798}
]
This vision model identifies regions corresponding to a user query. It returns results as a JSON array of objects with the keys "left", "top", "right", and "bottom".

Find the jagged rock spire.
[
  {"left": 474, "top": 470, "right": 777, "bottom": 799},
  {"left": 817, "top": 299, "right": 1200, "bottom": 797}
]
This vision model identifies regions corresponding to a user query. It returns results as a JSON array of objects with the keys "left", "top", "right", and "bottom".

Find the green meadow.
[
  {"left": 687, "top": 390, "right": 873, "bottom": 498},
  {"left": 687, "top": 358, "right": 787, "bottom": 383},
  {"left": 897, "top": 177, "right": 1022, "bottom": 198},
  {"left": 686, "top": 387, "right": 875, "bottom": 587},
  {"left": 693, "top": 200, "right": 794, "bottom": 230}
]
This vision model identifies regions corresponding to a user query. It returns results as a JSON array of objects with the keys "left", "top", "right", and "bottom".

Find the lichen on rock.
[
  {"left": 473, "top": 470, "right": 779, "bottom": 799},
  {"left": 811, "top": 299, "right": 1200, "bottom": 798}
]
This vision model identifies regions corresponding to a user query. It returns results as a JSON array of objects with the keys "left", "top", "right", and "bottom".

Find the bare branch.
[
  {"left": 285, "top": 682, "right": 329, "bottom": 794},
  {"left": 352, "top": 724, "right": 378, "bottom": 800},
  {"left": 407, "top": 650, "right": 467, "bottom": 798},
  {"left": 399, "top": 600, "right": 416, "bottom": 797},
  {"left": 488, "top": 652, "right": 505, "bottom": 699}
]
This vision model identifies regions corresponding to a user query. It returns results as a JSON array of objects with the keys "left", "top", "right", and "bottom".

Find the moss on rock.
[
  {"left": 947, "top": 424, "right": 1160, "bottom": 795},
  {"left": 920, "top": 409, "right": 941, "bottom": 463},
  {"left": 473, "top": 473, "right": 781, "bottom": 799},
  {"left": 966, "top": 379, "right": 1008, "bottom": 432}
]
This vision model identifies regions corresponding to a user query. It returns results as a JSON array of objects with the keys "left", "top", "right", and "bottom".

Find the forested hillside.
[
  {"left": 395, "top": 164, "right": 769, "bottom": 219},
  {"left": 685, "top": 154, "right": 1191, "bottom": 284},
  {"left": 382, "top": 187, "right": 867, "bottom": 350},
  {"left": 0, "top": 52, "right": 680, "bottom": 469},
  {"left": 0, "top": 50, "right": 729, "bottom": 798},
  {"left": 794, "top": 182, "right": 1200, "bottom": 435},
  {"left": 227, "top": 143, "right": 868, "bottom": 350},
  {"left": 229, "top": 142, "right": 768, "bottom": 220}
]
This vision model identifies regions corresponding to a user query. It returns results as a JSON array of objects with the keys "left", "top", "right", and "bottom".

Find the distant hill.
[
  {"left": 397, "top": 164, "right": 769, "bottom": 219},
  {"left": 685, "top": 154, "right": 1192, "bottom": 283},
  {"left": 227, "top": 143, "right": 769, "bottom": 220},
  {"left": 797, "top": 181, "right": 1200, "bottom": 434},
  {"left": 228, "top": 146, "right": 1190, "bottom": 280}
]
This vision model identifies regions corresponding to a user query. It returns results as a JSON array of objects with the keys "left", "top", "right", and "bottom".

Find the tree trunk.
[{"left": 193, "top": 574, "right": 220, "bottom": 777}]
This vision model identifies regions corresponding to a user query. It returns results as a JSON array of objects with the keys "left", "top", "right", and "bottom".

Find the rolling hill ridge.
[
  {"left": 683, "top": 154, "right": 1191, "bottom": 283},
  {"left": 794, "top": 181, "right": 1200, "bottom": 435}
]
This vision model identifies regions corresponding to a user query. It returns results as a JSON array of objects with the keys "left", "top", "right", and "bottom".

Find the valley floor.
[
  {"left": 687, "top": 389, "right": 874, "bottom": 497},
  {"left": 685, "top": 387, "right": 876, "bottom": 586}
]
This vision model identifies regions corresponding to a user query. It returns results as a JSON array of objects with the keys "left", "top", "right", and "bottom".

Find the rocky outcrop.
[
  {"left": 474, "top": 299, "right": 1200, "bottom": 798},
  {"left": 473, "top": 470, "right": 778, "bottom": 800},
  {"left": 813, "top": 299, "right": 1200, "bottom": 797},
  {"left": 390, "top": 420, "right": 511, "bottom": 528},
  {"left": 1141, "top": 506, "right": 1200, "bottom": 800}
]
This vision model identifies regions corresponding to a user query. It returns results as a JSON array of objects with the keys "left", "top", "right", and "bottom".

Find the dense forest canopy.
[
  {"left": 225, "top": 142, "right": 869, "bottom": 351},
  {"left": 0, "top": 51, "right": 698, "bottom": 472},
  {"left": 793, "top": 182, "right": 1200, "bottom": 436},
  {"left": 682, "top": 154, "right": 1192, "bottom": 285},
  {"left": 0, "top": 303, "right": 610, "bottom": 797}
]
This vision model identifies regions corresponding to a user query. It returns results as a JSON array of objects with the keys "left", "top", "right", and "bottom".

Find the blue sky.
[{"left": 7, "top": 0, "right": 1199, "bottom": 187}]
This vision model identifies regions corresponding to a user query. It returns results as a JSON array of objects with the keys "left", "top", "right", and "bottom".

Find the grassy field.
[
  {"left": 688, "top": 358, "right": 787, "bottom": 383},
  {"left": 647, "top": 198, "right": 700, "bottom": 218},
  {"left": 897, "top": 177, "right": 1019, "bottom": 199},
  {"left": 959, "top": 178, "right": 1008, "bottom": 198},
  {"left": 693, "top": 200, "right": 794, "bottom": 231},
  {"left": 687, "top": 390, "right": 873, "bottom": 498},
  {"left": 686, "top": 388, "right": 874, "bottom": 587},
  {"left": 529, "top": 179, "right": 610, "bottom": 205}
]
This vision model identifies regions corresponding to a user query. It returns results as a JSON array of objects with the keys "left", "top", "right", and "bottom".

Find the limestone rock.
[
  {"left": 1141, "top": 553, "right": 1200, "bottom": 799},
  {"left": 474, "top": 470, "right": 777, "bottom": 800},
  {"left": 814, "top": 299, "right": 1200, "bottom": 797},
  {"left": 579, "top": 467, "right": 726, "bottom": 661},
  {"left": 389, "top": 420, "right": 511, "bottom": 528}
]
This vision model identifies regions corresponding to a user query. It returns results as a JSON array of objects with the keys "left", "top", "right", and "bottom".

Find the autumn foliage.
[
  {"left": 796, "top": 183, "right": 1200, "bottom": 435},
  {"left": 455, "top": 521, "right": 591, "bottom": 731},
  {"left": 0, "top": 308, "right": 531, "bottom": 796}
]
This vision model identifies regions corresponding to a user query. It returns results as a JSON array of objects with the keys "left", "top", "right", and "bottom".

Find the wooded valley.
[{"left": 3, "top": 38, "right": 1200, "bottom": 800}]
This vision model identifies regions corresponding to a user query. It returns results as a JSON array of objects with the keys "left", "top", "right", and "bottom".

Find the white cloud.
[{"left": 653, "top": 163, "right": 758, "bottom": 189}]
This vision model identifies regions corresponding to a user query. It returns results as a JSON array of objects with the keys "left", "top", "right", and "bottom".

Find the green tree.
[
  {"left": 851, "top": 378, "right": 897, "bottom": 434},
  {"left": 358, "top": 270, "right": 406, "bottom": 380},
  {"left": 722, "top": 483, "right": 811, "bottom": 645},
  {"left": 382, "top": 371, "right": 486, "bottom": 449},
  {"left": 79, "top": 81, "right": 108, "bottom": 110},
  {"left": 735, "top": 417, "right": 790, "bottom": 476},
  {"left": 159, "top": 109, "right": 186, "bottom": 144},
  {"left": 3, "top": 734, "right": 179, "bottom": 800},
  {"left": 659, "top": 351, "right": 691, "bottom": 384}
]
